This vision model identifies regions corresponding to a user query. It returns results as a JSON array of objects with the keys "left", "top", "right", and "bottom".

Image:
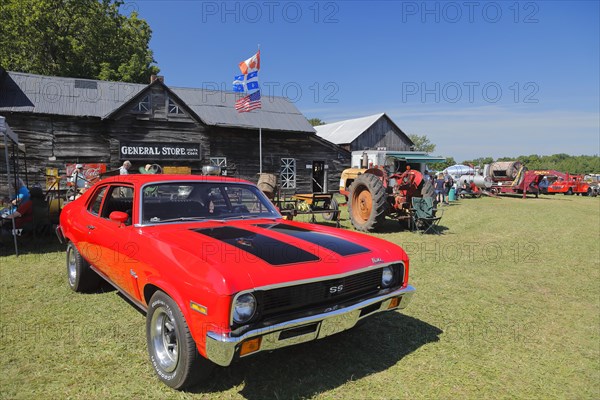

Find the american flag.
[{"left": 235, "top": 90, "right": 261, "bottom": 113}]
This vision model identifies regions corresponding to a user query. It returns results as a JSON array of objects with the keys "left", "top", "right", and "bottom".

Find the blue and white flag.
[
  {"left": 233, "top": 74, "right": 246, "bottom": 92},
  {"left": 232, "top": 71, "right": 260, "bottom": 93},
  {"left": 246, "top": 71, "right": 259, "bottom": 91}
]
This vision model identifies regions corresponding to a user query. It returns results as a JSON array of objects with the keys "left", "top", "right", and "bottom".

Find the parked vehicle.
[
  {"left": 339, "top": 150, "right": 445, "bottom": 231},
  {"left": 57, "top": 174, "right": 415, "bottom": 389},
  {"left": 547, "top": 173, "right": 591, "bottom": 195}
]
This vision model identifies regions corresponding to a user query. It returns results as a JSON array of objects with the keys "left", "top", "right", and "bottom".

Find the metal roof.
[
  {"left": 0, "top": 71, "right": 315, "bottom": 133},
  {"left": 0, "top": 71, "right": 147, "bottom": 117},
  {"left": 314, "top": 113, "right": 386, "bottom": 144},
  {"left": 172, "top": 86, "right": 314, "bottom": 132}
]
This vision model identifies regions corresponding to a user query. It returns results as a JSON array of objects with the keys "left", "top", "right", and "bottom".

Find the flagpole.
[{"left": 258, "top": 44, "right": 262, "bottom": 174}]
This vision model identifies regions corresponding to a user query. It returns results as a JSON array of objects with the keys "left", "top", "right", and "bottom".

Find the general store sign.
[{"left": 119, "top": 142, "right": 201, "bottom": 160}]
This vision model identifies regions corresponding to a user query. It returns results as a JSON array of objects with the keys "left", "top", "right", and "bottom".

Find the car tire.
[
  {"left": 146, "top": 291, "right": 214, "bottom": 390},
  {"left": 66, "top": 241, "right": 101, "bottom": 293},
  {"left": 566, "top": 188, "right": 573, "bottom": 195}
]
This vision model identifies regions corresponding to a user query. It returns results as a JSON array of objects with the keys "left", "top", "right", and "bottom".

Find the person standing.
[
  {"left": 443, "top": 174, "right": 453, "bottom": 204},
  {"left": 119, "top": 160, "right": 132, "bottom": 175},
  {"left": 71, "top": 164, "right": 87, "bottom": 189},
  {"left": 423, "top": 170, "right": 430, "bottom": 182},
  {"left": 435, "top": 174, "right": 445, "bottom": 204}
]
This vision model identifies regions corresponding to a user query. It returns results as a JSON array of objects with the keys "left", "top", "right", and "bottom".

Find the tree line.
[
  {"left": 427, "top": 154, "right": 599, "bottom": 174},
  {"left": 407, "top": 135, "right": 598, "bottom": 174}
]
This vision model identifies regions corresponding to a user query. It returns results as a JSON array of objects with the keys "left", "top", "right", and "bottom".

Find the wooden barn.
[
  {"left": 314, "top": 113, "right": 414, "bottom": 152},
  {"left": 0, "top": 68, "right": 350, "bottom": 197}
]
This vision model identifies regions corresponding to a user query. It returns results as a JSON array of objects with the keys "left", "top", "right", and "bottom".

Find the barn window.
[
  {"left": 280, "top": 158, "right": 296, "bottom": 189},
  {"left": 167, "top": 98, "right": 184, "bottom": 114},
  {"left": 134, "top": 95, "right": 151, "bottom": 113},
  {"left": 210, "top": 157, "right": 228, "bottom": 175},
  {"left": 210, "top": 157, "right": 227, "bottom": 168}
]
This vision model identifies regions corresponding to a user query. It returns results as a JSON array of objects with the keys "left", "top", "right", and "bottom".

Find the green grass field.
[{"left": 1, "top": 195, "right": 599, "bottom": 399}]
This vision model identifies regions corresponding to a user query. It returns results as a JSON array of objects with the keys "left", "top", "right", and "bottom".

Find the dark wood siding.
[
  {"left": 209, "top": 128, "right": 350, "bottom": 194},
  {"left": 0, "top": 114, "right": 110, "bottom": 192},
  {"left": 1, "top": 113, "right": 349, "bottom": 197},
  {"left": 1, "top": 108, "right": 209, "bottom": 195},
  {"left": 350, "top": 117, "right": 412, "bottom": 151}
]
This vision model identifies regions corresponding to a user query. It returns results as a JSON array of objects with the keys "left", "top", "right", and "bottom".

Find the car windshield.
[{"left": 141, "top": 182, "right": 280, "bottom": 224}]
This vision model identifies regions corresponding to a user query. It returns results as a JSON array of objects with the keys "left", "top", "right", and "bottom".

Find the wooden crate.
[{"left": 163, "top": 166, "right": 192, "bottom": 175}]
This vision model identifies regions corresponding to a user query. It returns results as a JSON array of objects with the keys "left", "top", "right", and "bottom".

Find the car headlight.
[
  {"left": 233, "top": 293, "right": 257, "bottom": 324},
  {"left": 381, "top": 266, "right": 395, "bottom": 288}
]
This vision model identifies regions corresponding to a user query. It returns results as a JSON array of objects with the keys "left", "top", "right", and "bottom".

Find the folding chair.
[{"left": 410, "top": 197, "right": 444, "bottom": 234}]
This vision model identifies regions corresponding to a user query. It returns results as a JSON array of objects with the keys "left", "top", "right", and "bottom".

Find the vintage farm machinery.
[
  {"left": 339, "top": 150, "right": 445, "bottom": 232},
  {"left": 257, "top": 173, "right": 341, "bottom": 226}
]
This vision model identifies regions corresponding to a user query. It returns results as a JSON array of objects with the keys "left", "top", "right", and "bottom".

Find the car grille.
[{"left": 255, "top": 264, "right": 404, "bottom": 321}]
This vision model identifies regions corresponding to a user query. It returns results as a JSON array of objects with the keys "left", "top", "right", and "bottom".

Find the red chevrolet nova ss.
[{"left": 58, "top": 174, "right": 415, "bottom": 389}]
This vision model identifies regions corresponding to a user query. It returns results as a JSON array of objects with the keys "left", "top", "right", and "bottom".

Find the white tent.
[{"left": 0, "top": 116, "right": 23, "bottom": 256}]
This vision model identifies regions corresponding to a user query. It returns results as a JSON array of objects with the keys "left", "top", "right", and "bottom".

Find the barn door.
[{"left": 312, "top": 161, "right": 325, "bottom": 193}]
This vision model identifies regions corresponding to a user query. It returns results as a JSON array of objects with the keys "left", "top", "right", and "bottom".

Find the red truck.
[{"left": 545, "top": 172, "right": 591, "bottom": 195}]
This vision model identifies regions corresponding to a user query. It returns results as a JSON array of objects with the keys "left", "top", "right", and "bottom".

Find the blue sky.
[{"left": 131, "top": 0, "right": 599, "bottom": 162}]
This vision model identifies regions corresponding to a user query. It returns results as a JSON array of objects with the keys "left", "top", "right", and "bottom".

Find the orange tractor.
[{"left": 339, "top": 150, "right": 445, "bottom": 232}]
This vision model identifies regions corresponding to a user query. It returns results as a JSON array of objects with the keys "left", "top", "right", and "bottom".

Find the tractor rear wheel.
[{"left": 348, "top": 173, "right": 388, "bottom": 232}]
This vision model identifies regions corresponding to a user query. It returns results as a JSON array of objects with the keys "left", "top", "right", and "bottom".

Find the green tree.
[
  {"left": 429, "top": 157, "right": 457, "bottom": 171},
  {"left": 462, "top": 154, "right": 599, "bottom": 174},
  {"left": 462, "top": 157, "right": 495, "bottom": 167},
  {"left": 0, "top": 0, "right": 159, "bottom": 83},
  {"left": 408, "top": 134, "right": 436, "bottom": 153},
  {"left": 308, "top": 118, "right": 326, "bottom": 126}
]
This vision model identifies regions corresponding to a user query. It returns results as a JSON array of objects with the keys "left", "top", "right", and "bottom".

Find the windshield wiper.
[
  {"left": 148, "top": 216, "right": 211, "bottom": 223},
  {"left": 217, "top": 214, "right": 277, "bottom": 221},
  {"left": 218, "top": 214, "right": 250, "bottom": 220}
]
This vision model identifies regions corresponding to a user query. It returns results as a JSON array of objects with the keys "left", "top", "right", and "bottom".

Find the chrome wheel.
[
  {"left": 67, "top": 246, "right": 77, "bottom": 286},
  {"left": 150, "top": 307, "right": 179, "bottom": 373}
]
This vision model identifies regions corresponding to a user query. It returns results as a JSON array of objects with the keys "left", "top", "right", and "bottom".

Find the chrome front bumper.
[{"left": 205, "top": 285, "right": 416, "bottom": 366}]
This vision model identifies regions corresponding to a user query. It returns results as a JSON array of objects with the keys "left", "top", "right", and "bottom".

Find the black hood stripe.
[
  {"left": 193, "top": 226, "right": 319, "bottom": 266},
  {"left": 255, "top": 223, "right": 371, "bottom": 257}
]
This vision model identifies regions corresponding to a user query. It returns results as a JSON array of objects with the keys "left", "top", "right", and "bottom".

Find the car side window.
[
  {"left": 88, "top": 186, "right": 108, "bottom": 216},
  {"left": 100, "top": 185, "right": 134, "bottom": 225}
]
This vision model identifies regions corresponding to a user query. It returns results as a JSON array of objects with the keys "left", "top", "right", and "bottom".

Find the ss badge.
[{"left": 329, "top": 284, "right": 344, "bottom": 294}]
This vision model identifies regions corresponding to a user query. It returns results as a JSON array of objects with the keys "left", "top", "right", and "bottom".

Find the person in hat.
[
  {"left": 1, "top": 178, "right": 30, "bottom": 216},
  {"left": 139, "top": 164, "right": 158, "bottom": 174},
  {"left": 71, "top": 164, "right": 87, "bottom": 189}
]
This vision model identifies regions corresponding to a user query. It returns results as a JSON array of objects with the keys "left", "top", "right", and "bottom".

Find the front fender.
[{"left": 142, "top": 277, "right": 231, "bottom": 358}]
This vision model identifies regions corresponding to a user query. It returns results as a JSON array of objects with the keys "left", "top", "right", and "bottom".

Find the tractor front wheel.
[{"left": 348, "top": 173, "right": 388, "bottom": 232}]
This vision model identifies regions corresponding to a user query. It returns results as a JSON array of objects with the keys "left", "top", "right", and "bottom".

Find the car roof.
[{"left": 99, "top": 174, "right": 254, "bottom": 186}]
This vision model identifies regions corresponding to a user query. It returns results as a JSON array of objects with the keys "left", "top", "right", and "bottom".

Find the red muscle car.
[{"left": 57, "top": 175, "right": 415, "bottom": 389}]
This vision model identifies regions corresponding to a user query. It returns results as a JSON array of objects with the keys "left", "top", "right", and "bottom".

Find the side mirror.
[{"left": 109, "top": 211, "right": 129, "bottom": 225}]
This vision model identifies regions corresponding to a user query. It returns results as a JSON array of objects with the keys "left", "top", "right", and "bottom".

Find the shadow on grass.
[
  {"left": 188, "top": 313, "right": 442, "bottom": 399},
  {"left": 0, "top": 233, "right": 63, "bottom": 257}
]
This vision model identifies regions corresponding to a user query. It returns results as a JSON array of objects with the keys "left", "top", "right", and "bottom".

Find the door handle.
[{"left": 87, "top": 225, "right": 96, "bottom": 230}]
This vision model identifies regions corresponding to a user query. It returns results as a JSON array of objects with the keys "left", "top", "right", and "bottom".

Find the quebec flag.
[{"left": 233, "top": 71, "right": 260, "bottom": 93}]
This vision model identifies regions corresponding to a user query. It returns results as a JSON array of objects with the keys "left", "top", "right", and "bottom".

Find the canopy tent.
[
  {"left": 0, "top": 116, "right": 26, "bottom": 256},
  {"left": 384, "top": 152, "right": 447, "bottom": 164}
]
